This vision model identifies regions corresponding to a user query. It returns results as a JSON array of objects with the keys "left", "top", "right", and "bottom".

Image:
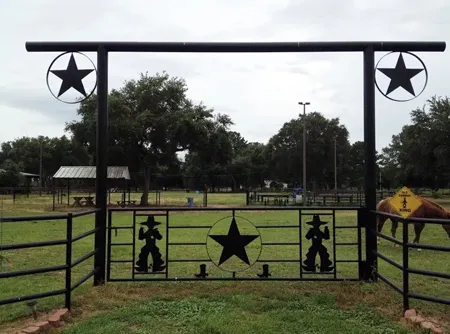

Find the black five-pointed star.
[
  {"left": 209, "top": 218, "right": 259, "bottom": 266},
  {"left": 377, "top": 53, "right": 424, "bottom": 96},
  {"left": 50, "top": 54, "right": 94, "bottom": 97}
]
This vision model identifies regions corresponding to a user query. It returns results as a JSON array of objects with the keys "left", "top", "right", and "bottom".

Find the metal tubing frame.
[
  {"left": 108, "top": 207, "right": 358, "bottom": 281},
  {"left": 0, "top": 210, "right": 98, "bottom": 309},
  {"left": 373, "top": 211, "right": 450, "bottom": 310},
  {"left": 25, "top": 39, "right": 446, "bottom": 286}
]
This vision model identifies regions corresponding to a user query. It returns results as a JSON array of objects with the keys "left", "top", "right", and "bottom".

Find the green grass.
[
  {"left": 0, "top": 192, "right": 449, "bottom": 333},
  {"left": 0, "top": 191, "right": 247, "bottom": 212},
  {"left": 62, "top": 292, "right": 410, "bottom": 334}
]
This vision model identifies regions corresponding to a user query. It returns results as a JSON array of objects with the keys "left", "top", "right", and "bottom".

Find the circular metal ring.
[
  {"left": 46, "top": 51, "right": 98, "bottom": 104},
  {"left": 206, "top": 215, "right": 262, "bottom": 273},
  {"left": 374, "top": 51, "right": 428, "bottom": 102}
]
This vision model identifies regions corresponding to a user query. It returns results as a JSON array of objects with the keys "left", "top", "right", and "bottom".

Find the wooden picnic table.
[
  {"left": 72, "top": 196, "right": 95, "bottom": 207},
  {"left": 117, "top": 200, "right": 137, "bottom": 207}
]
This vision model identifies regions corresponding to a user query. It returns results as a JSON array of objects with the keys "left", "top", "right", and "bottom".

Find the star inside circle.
[
  {"left": 208, "top": 217, "right": 260, "bottom": 266},
  {"left": 377, "top": 53, "right": 424, "bottom": 97},
  {"left": 50, "top": 54, "right": 94, "bottom": 97}
]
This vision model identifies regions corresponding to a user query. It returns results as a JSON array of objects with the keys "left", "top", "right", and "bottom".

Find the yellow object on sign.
[{"left": 389, "top": 186, "right": 423, "bottom": 218}]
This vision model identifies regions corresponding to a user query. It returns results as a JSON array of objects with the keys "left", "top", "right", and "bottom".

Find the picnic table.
[
  {"left": 72, "top": 196, "right": 95, "bottom": 207},
  {"left": 117, "top": 200, "right": 137, "bottom": 207}
]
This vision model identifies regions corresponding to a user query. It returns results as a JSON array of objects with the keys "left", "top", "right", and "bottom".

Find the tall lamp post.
[
  {"left": 298, "top": 102, "right": 310, "bottom": 206},
  {"left": 334, "top": 138, "right": 337, "bottom": 199}
]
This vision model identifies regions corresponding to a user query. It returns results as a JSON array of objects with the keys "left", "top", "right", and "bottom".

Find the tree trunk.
[{"left": 140, "top": 165, "right": 150, "bottom": 206}]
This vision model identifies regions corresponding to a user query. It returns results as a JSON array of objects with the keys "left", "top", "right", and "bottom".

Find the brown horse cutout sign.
[{"left": 377, "top": 196, "right": 450, "bottom": 246}]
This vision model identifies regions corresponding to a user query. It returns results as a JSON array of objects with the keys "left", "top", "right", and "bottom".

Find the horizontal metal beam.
[
  {"left": 110, "top": 206, "right": 359, "bottom": 212},
  {"left": 25, "top": 41, "right": 446, "bottom": 53}
]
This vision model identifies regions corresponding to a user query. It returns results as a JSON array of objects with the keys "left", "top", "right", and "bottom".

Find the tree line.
[{"left": 1, "top": 72, "right": 449, "bottom": 203}]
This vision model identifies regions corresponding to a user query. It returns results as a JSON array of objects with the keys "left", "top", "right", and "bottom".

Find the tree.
[
  {"left": 182, "top": 114, "right": 235, "bottom": 191},
  {"left": 0, "top": 136, "right": 89, "bottom": 188},
  {"left": 0, "top": 160, "right": 24, "bottom": 187},
  {"left": 66, "top": 71, "right": 229, "bottom": 204},
  {"left": 265, "top": 112, "right": 352, "bottom": 189},
  {"left": 380, "top": 96, "right": 450, "bottom": 190}
]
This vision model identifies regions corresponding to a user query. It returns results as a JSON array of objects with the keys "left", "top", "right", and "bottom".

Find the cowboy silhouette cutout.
[
  {"left": 135, "top": 215, "right": 166, "bottom": 273},
  {"left": 302, "top": 215, "right": 334, "bottom": 273}
]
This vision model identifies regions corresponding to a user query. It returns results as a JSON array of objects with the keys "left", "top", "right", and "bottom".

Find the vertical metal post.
[
  {"left": 106, "top": 209, "right": 112, "bottom": 281},
  {"left": 298, "top": 101, "right": 310, "bottom": 206},
  {"left": 94, "top": 45, "right": 108, "bottom": 285},
  {"left": 65, "top": 213, "right": 73, "bottom": 309},
  {"left": 363, "top": 46, "right": 377, "bottom": 281},
  {"left": 131, "top": 210, "right": 136, "bottom": 280},
  {"left": 302, "top": 104, "right": 307, "bottom": 206},
  {"left": 332, "top": 210, "right": 337, "bottom": 279},
  {"left": 334, "top": 138, "right": 338, "bottom": 201},
  {"left": 165, "top": 210, "right": 169, "bottom": 279},
  {"left": 39, "top": 143, "right": 43, "bottom": 196},
  {"left": 402, "top": 221, "right": 410, "bottom": 311},
  {"left": 298, "top": 209, "right": 303, "bottom": 278}
]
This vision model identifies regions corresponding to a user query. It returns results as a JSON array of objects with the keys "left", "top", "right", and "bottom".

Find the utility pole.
[
  {"left": 39, "top": 143, "right": 43, "bottom": 196},
  {"left": 334, "top": 138, "right": 337, "bottom": 199},
  {"left": 298, "top": 101, "right": 310, "bottom": 206}
]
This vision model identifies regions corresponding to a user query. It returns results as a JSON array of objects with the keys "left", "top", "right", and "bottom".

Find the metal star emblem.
[
  {"left": 208, "top": 217, "right": 259, "bottom": 266},
  {"left": 377, "top": 53, "right": 424, "bottom": 97},
  {"left": 50, "top": 54, "right": 94, "bottom": 97}
]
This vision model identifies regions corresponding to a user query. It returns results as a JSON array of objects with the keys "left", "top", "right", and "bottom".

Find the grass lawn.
[{"left": 0, "top": 192, "right": 449, "bottom": 333}]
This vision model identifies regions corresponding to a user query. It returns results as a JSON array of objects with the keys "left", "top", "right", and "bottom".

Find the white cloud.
[{"left": 0, "top": 0, "right": 449, "bottom": 153}]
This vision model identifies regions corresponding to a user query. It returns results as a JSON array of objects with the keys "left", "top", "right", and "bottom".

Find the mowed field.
[{"left": 0, "top": 191, "right": 449, "bottom": 333}]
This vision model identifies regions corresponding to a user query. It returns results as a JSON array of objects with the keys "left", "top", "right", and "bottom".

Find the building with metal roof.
[
  {"left": 0, "top": 169, "right": 40, "bottom": 178},
  {"left": 53, "top": 166, "right": 130, "bottom": 180},
  {"left": 51, "top": 166, "right": 132, "bottom": 210}
]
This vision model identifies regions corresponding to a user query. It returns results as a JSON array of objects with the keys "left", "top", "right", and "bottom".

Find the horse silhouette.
[{"left": 377, "top": 196, "right": 450, "bottom": 245}]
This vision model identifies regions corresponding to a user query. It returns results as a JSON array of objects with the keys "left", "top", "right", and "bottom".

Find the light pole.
[
  {"left": 334, "top": 138, "right": 337, "bottom": 199},
  {"left": 298, "top": 102, "right": 310, "bottom": 206}
]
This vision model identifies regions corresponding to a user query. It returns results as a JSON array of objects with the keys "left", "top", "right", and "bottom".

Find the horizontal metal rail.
[
  {"left": 0, "top": 214, "right": 68, "bottom": 223},
  {"left": 71, "top": 268, "right": 96, "bottom": 291},
  {"left": 71, "top": 209, "right": 100, "bottom": 218},
  {"left": 168, "top": 242, "right": 206, "bottom": 246},
  {"left": 374, "top": 251, "right": 403, "bottom": 271},
  {"left": 374, "top": 231, "right": 403, "bottom": 246},
  {"left": 0, "top": 239, "right": 67, "bottom": 251},
  {"left": 255, "top": 225, "right": 298, "bottom": 229},
  {"left": 377, "top": 273, "right": 403, "bottom": 295},
  {"left": 72, "top": 227, "right": 99, "bottom": 243},
  {"left": 110, "top": 206, "right": 361, "bottom": 212},
  {"left": 72, "top": 250, "right": 97, "bottom": 268},
  {"left": 372, "top": 210, "right": 450, "bottom": 225},
  {"left": 0, "top": 288, "right": 66, "bottom": 306},
  {"left": 409, "top": 292, "right": 450, "bottom": 306},
  {"left": 0, "top": 264, "right": 67, "bottom": 279},
  {"left": 407, "top": 242, "right": 450, "bottom": 252},
  {"left": 408, "top": 267, "right": 450, "bottom": 280},
  {"left": 108, "top": 277, "right": 360, "bottom": 282},
  {"left": 25, "top": 41, "right": 446, "bottom": 53}
]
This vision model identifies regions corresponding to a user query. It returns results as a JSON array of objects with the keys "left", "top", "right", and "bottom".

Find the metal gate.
[{"left": 107, "top": 207, "right": 365, "bottom": 282}]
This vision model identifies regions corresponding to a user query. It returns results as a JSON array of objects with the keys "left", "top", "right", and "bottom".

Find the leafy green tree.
[
  {"left": 265, "top": 112, "right": 352, "bottom": 190},
  {"left": 66, "top": 72, "right": 229, "bottom": 204},
  {"left": 380, "top": 95, "right": 450, "bottom": 190},
  {"left": 0, "top": 159, "right": 24, "bottom": 187}
]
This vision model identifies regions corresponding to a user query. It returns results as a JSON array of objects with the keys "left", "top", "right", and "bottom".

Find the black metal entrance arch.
[{"left": 25, "top": 40, "right": 446, "bottom": 285}]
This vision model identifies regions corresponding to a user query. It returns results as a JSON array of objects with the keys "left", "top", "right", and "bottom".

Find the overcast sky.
[{"left": 0, "top": 0, "right": 449, "bottom": 152}]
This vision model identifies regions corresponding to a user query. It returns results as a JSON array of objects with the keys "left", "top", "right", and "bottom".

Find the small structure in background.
[{"left": 51, "top": 166, "right": 131, "bottom": 209}]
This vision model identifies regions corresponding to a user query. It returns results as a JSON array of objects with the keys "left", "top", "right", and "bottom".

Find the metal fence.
[
  {"left": 373, "top": 211, "right": 450, "bottom": 311},
  {"left": 0, "top": 209, "right": 99, "bottom": 309},
  {"left": 107, "top": 206, "right": 365, "bottom": 282}
]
